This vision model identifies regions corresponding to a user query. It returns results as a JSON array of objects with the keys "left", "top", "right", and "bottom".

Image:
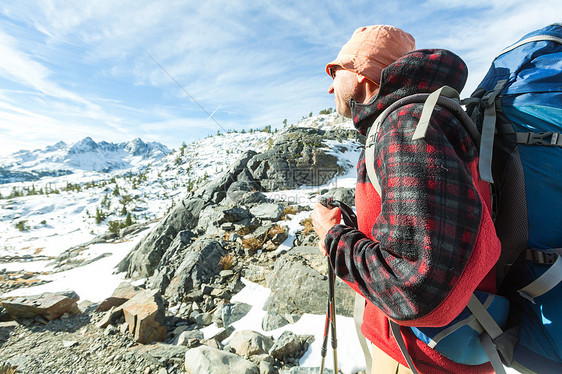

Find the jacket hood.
[{"left": 351, "top": 49, "right": 468, "bottom": 135}]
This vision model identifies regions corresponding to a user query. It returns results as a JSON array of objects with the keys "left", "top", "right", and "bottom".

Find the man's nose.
[{"left": 328, "top": 84, "right": 334, "bottom": 94}]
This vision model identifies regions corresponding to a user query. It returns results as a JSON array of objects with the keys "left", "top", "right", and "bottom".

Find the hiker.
[{"left": 311, "top": 25, "right": 502, "bottom": 373}]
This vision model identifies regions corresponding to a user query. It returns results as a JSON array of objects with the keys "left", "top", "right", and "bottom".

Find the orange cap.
[{"left": 326, "top": 25, "right": 415, "bottom": 84}]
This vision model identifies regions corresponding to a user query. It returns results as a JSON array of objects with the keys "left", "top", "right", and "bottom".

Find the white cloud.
[{"left": 0, "top": 1, "right": 559, "bottom": 155}]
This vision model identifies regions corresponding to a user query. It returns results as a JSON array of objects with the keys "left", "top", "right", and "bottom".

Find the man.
[{"left": 312, "top": 25, "right": 501, "bottom": 373}]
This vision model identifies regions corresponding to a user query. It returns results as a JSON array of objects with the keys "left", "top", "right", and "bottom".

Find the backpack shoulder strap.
[{"left": 365, "top": 87, "right": 479, "bottom": 195}]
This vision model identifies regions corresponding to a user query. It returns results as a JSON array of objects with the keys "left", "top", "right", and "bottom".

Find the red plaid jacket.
[{"left": 324, "top": 49, "right": 501, "bottom": 373}]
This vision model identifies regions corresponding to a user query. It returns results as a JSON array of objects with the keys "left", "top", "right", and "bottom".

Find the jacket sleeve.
[{"left": 324, "top": 104, "right": 486, "bottom": 323}]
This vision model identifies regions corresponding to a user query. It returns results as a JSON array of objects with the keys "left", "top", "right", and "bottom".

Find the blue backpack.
[
  {"left": 361, "top": 23, "right": 562, "bottom": 374},
  {"left": 462, "top": 23, "right": 562, "bottom": 373}
]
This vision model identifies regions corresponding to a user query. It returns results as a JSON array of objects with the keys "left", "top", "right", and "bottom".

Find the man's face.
[{"left": 328, "top": 67, "right": 360, "bottom": 118}]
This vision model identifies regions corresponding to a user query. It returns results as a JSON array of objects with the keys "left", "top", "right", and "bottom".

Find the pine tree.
[{"left": 124, "top": 212, "right": 133, "bottom": 227}]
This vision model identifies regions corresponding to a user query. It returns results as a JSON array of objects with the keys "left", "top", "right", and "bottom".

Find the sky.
[{"left": 0, "top": 0, "right": 559, "bottom": 156}]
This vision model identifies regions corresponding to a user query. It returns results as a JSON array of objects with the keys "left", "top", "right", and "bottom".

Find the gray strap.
[
  {"left": 428, "top": 294, "right": 495, "bottom": 347},
  {"left": 389, "top": 320, "right": 420, "bottom": 374},
  {"left": 467, "top": 294, "right": 507, "bottom": 373},
  {"left": 496, "top": 35, "right": 562, "bottom": 59},
  {"left": 467, "top": 294, "right": 504, "bottom": 339},
  {"left": 478, "top": 80, "right": 507, "bottom": 183},
  {"left": 516, "top": 132, "right": 562, "bottom": 146},
  {"left": 365, "top": 123, "right": 382, "bottom": 196},
  {"left": 366, "top": 87, "right": 464, "bottom": 196},
  {"left": 480, "top": 333, "right": 507, "bottom": 374},
  {"left": 519, "top": 249, "right": 562, "bottom": 302},
  {"left": 413, "top": 86, "right": 460, "bottom": 140},
  {"left": 354, "top": 294, "right": 372, "bottom": 373}
]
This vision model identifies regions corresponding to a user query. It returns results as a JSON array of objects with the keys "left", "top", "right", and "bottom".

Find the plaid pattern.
[
  {"left": 324, "top": 49, "right": 483, "bottom": 322},
  {"left": 351, "top": 49, "right": 468, "bottom": 136}
]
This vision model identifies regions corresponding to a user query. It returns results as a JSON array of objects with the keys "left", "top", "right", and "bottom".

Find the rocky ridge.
[{"left": 1, "top": 124, "right": 365, "bottom": 374}]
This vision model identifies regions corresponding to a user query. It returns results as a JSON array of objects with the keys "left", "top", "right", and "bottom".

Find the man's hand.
[{"left": 311, "top": 202, "right": 341, "bottom": 255}]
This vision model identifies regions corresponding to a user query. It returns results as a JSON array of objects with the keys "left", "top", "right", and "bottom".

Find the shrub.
[
  {"left": 281, "top": 205, "right": 299, "bottom": 220},
  {"left": 108, "top": 220, "right": 121, "bottom": 236},
  {"left": 268, "top": 224, "right": 286, "bottom": 236},
  {"left": 218, "top": 253, "right": 235, "bottom": 270},
  {"left": 236, "top": 226, "right": 253, "bottom": 236},
  {"left": 15, "top": 220, "right": 29, "bottom": 231},
  {"left": 300, "top": 218, "right": 314, "bottom": 236},
  {"left": 241, "top": 236, "right": 264, "bottom": 251}
]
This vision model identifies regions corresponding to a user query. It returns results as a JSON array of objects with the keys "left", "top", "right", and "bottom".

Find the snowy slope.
[{"left": 1, "top": 113, "right": 356, "bottom": 259}]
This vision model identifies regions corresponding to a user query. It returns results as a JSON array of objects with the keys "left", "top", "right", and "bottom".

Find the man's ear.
[{"left": 356, "top": 74, "right": 368, "bottom": 83}]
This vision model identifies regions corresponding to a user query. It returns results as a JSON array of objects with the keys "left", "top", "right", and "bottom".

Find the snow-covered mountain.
[
  {"left": 0, "top": 137, "right": 171, "bottom": 183},
  {"left": 0, "top": 113, "right": 354, "bottom": 258}
]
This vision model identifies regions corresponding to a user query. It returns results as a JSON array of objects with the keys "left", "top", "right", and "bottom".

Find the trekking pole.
[
  {"left": 318, "top": 197, "right": 352, "bottom": 373},
  {"left": 329, "top": 259, "right": 339, "bottom": 373},
  {"left": 320, "top": 297, "right": 330, "bottom": 373}
]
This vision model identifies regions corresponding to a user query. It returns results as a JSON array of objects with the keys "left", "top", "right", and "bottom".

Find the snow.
[
  {"left": 2, "top": 239, "right": 137, "bottom": 302},
  {"left": 226, "top": 278, "right": 365, "bottom": 374}
]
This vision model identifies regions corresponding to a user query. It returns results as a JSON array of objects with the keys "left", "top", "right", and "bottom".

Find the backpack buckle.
[
  {"left": 525, "top": 248, "right": 557, "bottom": 265},
  {"left": 527, "top": 132, "right": 558, "bottom": 146},
  {"left": 482, "top": 80, "right": 507, "bottom": 107}
]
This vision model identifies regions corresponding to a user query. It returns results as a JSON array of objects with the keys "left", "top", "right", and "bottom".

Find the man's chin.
[{"left": 336, "top": 107, "right": 352, "bottom": 118}]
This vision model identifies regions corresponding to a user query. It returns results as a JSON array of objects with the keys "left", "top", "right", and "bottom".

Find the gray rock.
[
  {"left": 226, "top": 330, "right": 274, "bottom": 357},
  {"left": 262, "top": 311, "right": 289, "bottom": 331},
  {"left": 269, "top": 331, "right": 301, "bottom": 361},
  {"left": 198, "top": 151, "right": 258, "bottom": 204},
  {"left": 165, "top": 239, "right": 225, "bottom": 300},
  {"left": 264, "top": 246, "right": 355, "bottom": 317},
  {"left": 177, "top": 329, "right": 204, "bottom": 346},
  {"left": 259, "top": 360, "right": 276, "bottom": 374},
  {"left": 246, "top": 128, "right": 342, "bottom": 191},
  {"left": 249, "top": 204, "right": 284, "bottom": 221},
  {"left": 194, "top": 312, "right": 213, "bottom": 327},
  {"left": 184, "top": 346, "right": 259, "bottom": 374},
  {"left": 220, "top": 302, "right": 252, "bottom": 327},
  {"left": 117, "top": 198, "right": 204, "bottom": 279},
  {"left": 198, "top": 206, "right": 251, "bottom": 235}
]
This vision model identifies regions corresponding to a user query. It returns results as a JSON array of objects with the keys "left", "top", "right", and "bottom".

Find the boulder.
[
  {"left": 262, "top": 311, "right": 289, "bottom": 331},
  {"left": 1, "top": 291, "right": 80, "bottom": 321},
  {"left": 165, "top": 240, "right": 225, "bottom": 300},
  {"left": 226, "top": 330, "right": 274, "bottom": 357},
  {"left": 249, "top": 203, "right": 284, "bottom": 221},
  {"left": 177, "top": 329, "right": 203, "bottom": 348},
  {"left": 198, "top": 206, "right": 251, "bottom": 235},
  {"left": 269, "top": 331, "right": 302, "bottom": 362},
  {"left": 197, "top": 151, "right": 258, "bottom": 204},
  {"left": 219, "top": 302, "right": 252, "bottom": 327},
  {"left": 246, "top": 128, "right": 342, "bottom": 191},
  {"left": 184, "top": 345, "right": 259, "bottom": 374},
  {"left": 320, "top": 187, "right": 355, "bottom": 208},
  {"left": 96, "top": 305, "right": 124, "bottom": 329},
  {"left": 95, "top": 282, "right": 142, "bottom": 312},
  {"left": 121, "top": 289, "right": 167, "bottom": 344},
  {"left": 264, "top": 246, "right": 355, "bottom": 317},
  {"left": 117, "top": 198, "right": 204, "bottom": 279}
]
